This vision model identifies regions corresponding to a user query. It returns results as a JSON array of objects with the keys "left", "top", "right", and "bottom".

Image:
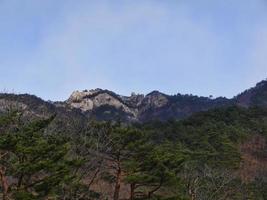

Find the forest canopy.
[{"left": 0, "top": 106, "right": 266, "bottom": 200}]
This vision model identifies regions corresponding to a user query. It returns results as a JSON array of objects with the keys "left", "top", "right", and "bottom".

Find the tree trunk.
[
  {"left": 147, "top": 180, "right": 163, "bottom": 199},
  {"left": 0, "top": 167, "right": 8, "bottom": 200},
  {"left": 189, "top": 190, "right": 196, "bottom": 200},
  {"left": 187, "top": 177, "right": 198, "bottom": 200},
  {"left": 129, "top": 183, "right": 135, "bottom": 200},
  {"left": 113, "top": 163, "right": 121, "bottom": 200}
]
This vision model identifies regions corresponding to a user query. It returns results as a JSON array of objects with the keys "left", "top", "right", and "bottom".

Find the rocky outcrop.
[
  {"left": 67, "top": 89, "right": 138, "bottom": 119},
  {"left": 65, "top": 89, "right": 232, "bottom": 122}
]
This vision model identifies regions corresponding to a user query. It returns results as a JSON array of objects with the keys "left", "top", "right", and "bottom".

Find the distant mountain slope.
[
  {"left": 0, "top": 93, "right": 87, "bottom": 135},
  {"left": 0, "top": 93, "right": 55, "bottom": 118},
  {"left": 236, "top": 80, "right": 267, "bottom": 107}
]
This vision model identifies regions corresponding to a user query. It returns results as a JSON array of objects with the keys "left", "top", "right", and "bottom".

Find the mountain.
[
  {"left": 1, "top": 79, "right": 267, "bottom": 123},
  {"left": 65, "top": 89, "right": 232, "bottom": 122}
]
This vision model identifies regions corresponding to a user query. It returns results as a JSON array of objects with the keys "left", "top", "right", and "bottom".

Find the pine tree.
[{"left": 0, "top": 113, "right": 76, "bottom": 200}]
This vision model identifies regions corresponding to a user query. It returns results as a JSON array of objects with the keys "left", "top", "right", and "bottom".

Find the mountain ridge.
[{"left": 0, "top": 79, "right": 267, "bottom": 122}]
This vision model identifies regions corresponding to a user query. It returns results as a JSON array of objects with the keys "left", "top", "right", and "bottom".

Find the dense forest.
[{"left": 0, "top": 105, "right": 266, "bottom": 200}]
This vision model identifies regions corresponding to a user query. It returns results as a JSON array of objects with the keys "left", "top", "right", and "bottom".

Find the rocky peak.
[
  {"left": 142, "top": 91, "right": 169, "bottom": 109},
  {"left": 120, "top": 92, "right": 145, "bottom": 108},
  {"left": 66, "top": 89, "right": 138, "bottom": 117},
  {"left": 68, "top": 89, "right": 103, "bottom": 103},
  {"left": 147, "top": 90, "right": 162, "bottom": 96},
  {"left": 255, "top": 80, "right": 267, "bottom": 88}
]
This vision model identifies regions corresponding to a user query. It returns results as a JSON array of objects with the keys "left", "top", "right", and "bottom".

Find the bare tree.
[{"left": 180, "top": 163, "right": 242, "bottom": 200}]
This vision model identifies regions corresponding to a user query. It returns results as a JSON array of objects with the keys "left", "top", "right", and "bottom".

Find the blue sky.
[{"left": 1, "top": 0, "right": 267, "bottom": 100}]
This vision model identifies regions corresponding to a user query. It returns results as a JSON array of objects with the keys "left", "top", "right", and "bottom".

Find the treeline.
[{"left": 0, "top": 106, "right": 266, "bottom": 199}]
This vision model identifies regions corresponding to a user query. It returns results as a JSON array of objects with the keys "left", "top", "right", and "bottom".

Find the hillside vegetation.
[{"left": 0, "top": 106, "right": 266, "bottom": 200}]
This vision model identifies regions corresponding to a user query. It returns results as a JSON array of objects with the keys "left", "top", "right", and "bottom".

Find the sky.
[{"left": 1, "top": 0, "right": 267, "bottom": 101}]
